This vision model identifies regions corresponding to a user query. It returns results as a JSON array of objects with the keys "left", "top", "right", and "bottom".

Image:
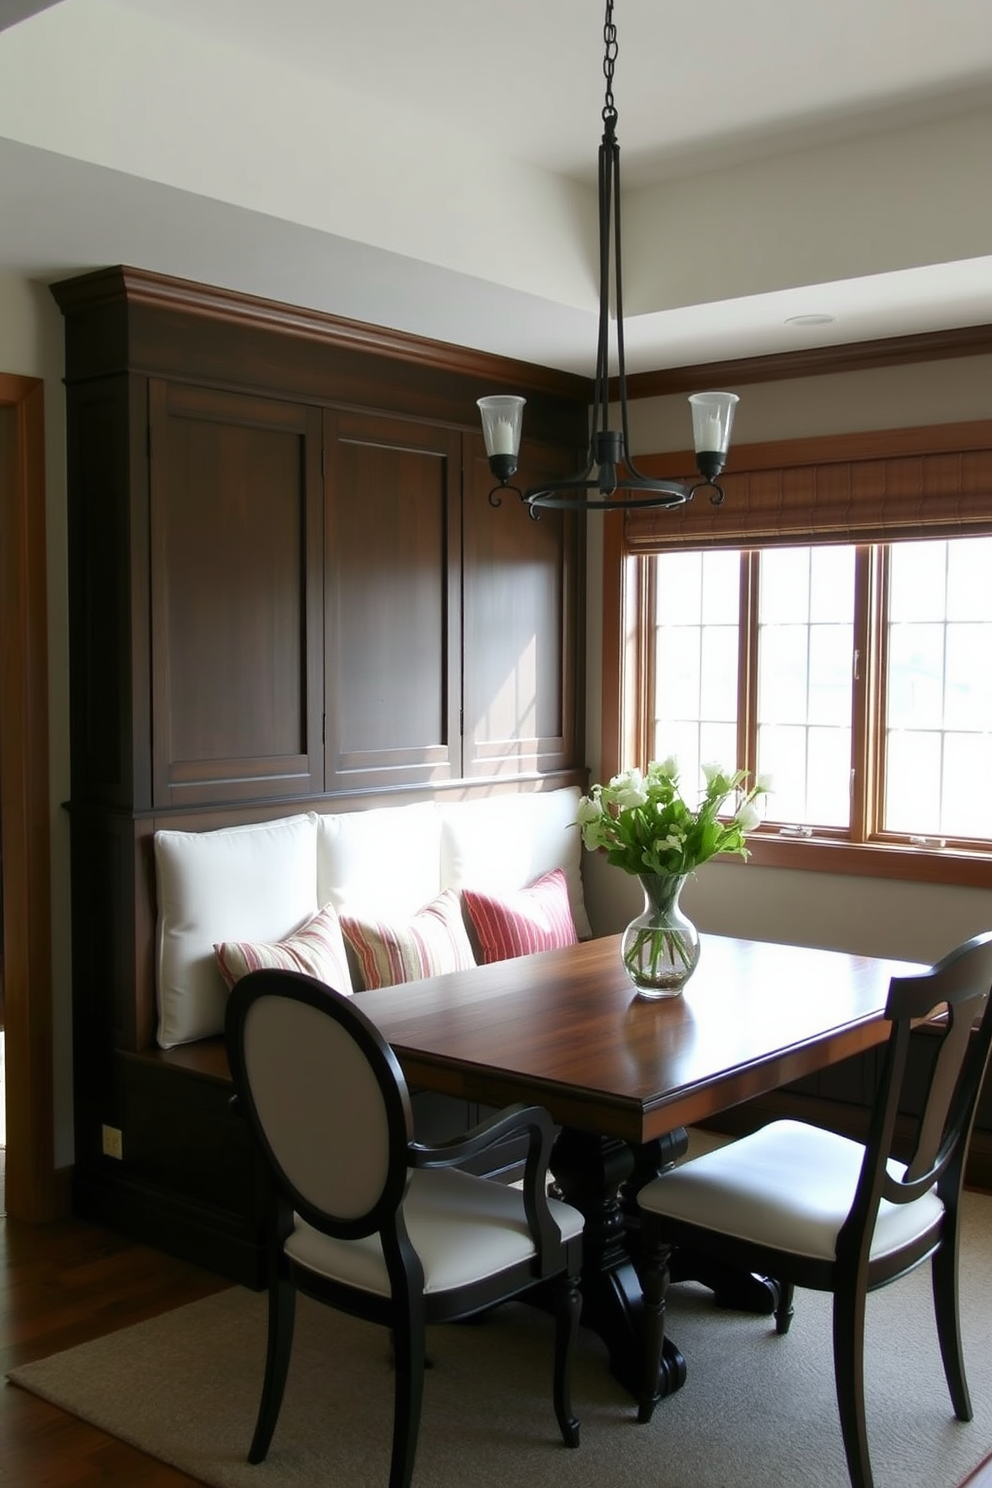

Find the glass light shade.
[
  {"left": 477, "top": 395, "right": 525, "bottom": 459},
  {"left": 688, "top": 391, "right": 739, "bottom": 455}
]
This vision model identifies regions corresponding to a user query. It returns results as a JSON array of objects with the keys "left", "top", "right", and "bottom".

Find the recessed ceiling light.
[{"left": 784, "top": 313, "right": 835, "bottom": 327}]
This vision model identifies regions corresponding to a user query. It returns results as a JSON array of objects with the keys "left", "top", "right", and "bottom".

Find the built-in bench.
[{"left": 74, "top": 786, "right": 595, "bottom": 1286}]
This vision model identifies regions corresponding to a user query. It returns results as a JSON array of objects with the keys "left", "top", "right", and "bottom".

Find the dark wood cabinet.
[
  {"left": 462, "top": 436, "right": 582, "bottom": 779},
  {"left": 52, "top": 265, "right": 591, "bottom": 1284},
  {"left": 323, "top": 409, "right": 462, "bottom": 791},
  {"left": 149, "top": 380, "right": 325, "bottom": 806}
]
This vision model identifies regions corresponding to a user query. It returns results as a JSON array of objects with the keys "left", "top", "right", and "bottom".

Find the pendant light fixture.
[{"left": 478, "top": 1, "right": 739, "bottom": 514}]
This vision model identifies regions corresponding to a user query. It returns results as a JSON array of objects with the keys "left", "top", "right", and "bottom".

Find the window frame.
[{"left": 602, "top": 419, "right": 992, "bottom": 890}]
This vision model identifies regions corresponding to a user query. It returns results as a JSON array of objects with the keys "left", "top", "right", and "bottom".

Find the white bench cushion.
[
  {"left": 317, "top": 802, "right": 442, "bottom": 920},
  {"left": 155, "top": 813, "right": 319, "bottom": 1048},
  {"left": 439, "top": 787, "right": 592, "bottom": 940}
]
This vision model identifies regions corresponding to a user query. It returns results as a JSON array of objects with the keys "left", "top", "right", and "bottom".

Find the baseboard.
[{"left": 71, "top": 1166, "right": 266, "bottom": 1288}]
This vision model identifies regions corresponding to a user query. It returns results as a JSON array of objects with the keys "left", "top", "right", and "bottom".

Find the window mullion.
[
  {"left": 848, "top": 545, "right": 874, "bottom": 843},
  {"left": 738, "top": 551, "right": 759, "bottom": 779},
  {"left": 863, "top": 545, "right": 890, "bottom": 841}
]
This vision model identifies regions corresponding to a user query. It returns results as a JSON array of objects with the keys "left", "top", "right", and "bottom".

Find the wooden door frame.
[{"left": 0, "top": 371, "right": 58, "bottom": 1221}]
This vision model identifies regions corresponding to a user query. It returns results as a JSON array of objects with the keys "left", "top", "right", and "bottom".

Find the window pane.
[
  {"left": 885, "top": 730, "right": 942, "bottom": 835},
  {"left": 757, "top": 626, "right": 808, "bottom": 723},
  {"left": 806, "top": 727, "right": 852, "bottom": 826},
  {"left": 887, "top": 623, "right": 944, "bottom": 729},
  {"left": 699, "top": 549, "right": 741, "bottom": 624},
  {"left": 809, "top": 546, "right": 856, "bottom": 623},
  {"left": 888, "top": 540, "right": 947, "bottom": 622},
  {"left": 756, "top": 546, "right": 854, "bottom": 827},
  {"left": 943, "top": 734, "right": 992, "bottom": 839},
  {"left": 652, "top": 552, "right": 740, "bottom": 783},
  {"left": 945, "top": 625, "right": 992, "bottom": 731},
  {"left": 947, "top": 539, "right": 992, "bottom": 621},
  {"left": 759, "top": 548, "right": 810, "bottom": 623},
  {"left": 655, "top": 626, "right": 700, "bottom": 720},
  {"left": 883, "top": 536, "right": 992, "bottom": 837},
  {"left": 756, "top": 724, "right": 808, "bottom": 821},
  {"left": 656, "top": 551, "right": 702, "bottom": 624}
]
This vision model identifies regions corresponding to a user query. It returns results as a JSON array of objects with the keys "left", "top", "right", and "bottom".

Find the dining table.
[{"left": 359, "top": 930, "right": 924, "bottom": 1399}]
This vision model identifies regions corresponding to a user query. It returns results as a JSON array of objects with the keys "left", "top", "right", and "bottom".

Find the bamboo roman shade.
[{"left": 624, "top": 421, "right": 992, "bottom": 551}]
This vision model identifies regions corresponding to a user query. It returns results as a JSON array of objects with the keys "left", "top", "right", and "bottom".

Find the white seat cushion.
[
  {"left": 637, "top": 1119, "right": 945, "bottom": 1264},
  {"left": 285, "top": 1166, "right": 583, "bottom": 1297}
]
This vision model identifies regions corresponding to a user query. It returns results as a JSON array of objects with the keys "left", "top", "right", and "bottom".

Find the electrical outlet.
[{"left": 101, "top": 1123, "right": 123, "bottom": 1160}]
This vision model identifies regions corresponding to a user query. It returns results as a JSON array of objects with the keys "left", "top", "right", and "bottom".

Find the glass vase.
[{"left": 621, "top": 873, "right": 700, "bottom": 998}]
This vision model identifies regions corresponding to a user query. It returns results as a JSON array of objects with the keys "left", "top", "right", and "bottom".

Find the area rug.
[{"left": 8, "top": 1192, "right": 992, "bottom": 1488}]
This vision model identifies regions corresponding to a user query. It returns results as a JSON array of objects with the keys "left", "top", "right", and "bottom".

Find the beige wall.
[
  {"left": 584, "top": 353, "right": 992, "bottom": 960},
  {"left": 0, "top": 272, "right": 73, "bottom": 1165}
]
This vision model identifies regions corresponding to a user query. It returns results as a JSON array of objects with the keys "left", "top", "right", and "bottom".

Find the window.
[
  {"left": 649, "top": 537, "right": 992, "bottom": 855},
  {"left": 608, "top": 420, "right": 992, "bottom": 885}
]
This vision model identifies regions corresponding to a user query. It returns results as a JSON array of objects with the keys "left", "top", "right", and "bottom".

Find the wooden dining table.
[{"left": 359, "top": 931, "right": 924, "bottom": 1398}]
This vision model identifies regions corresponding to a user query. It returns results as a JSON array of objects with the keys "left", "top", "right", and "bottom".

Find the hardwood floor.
[
  {"left": 0, "top": 1203, "right": 229, "bottom": 1486},
  {"left": 1, "top": 1195, "right": 992, "bottom": 1487}
]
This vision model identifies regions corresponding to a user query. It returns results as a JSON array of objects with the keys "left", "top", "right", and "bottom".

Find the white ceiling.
[{"left": 1, "top": 0, "right": 991, "bottom": 376}]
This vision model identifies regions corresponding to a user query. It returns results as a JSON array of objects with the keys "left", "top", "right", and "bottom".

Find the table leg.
[
  {"left": 621, "top": 1130, "right": 779, "bottom": 1317},
  {"left": 549, "top": 1127, "right": 686, "bottom": 1399}
]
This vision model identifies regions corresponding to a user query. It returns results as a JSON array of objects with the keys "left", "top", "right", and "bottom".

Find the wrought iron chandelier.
[{"left": 478, "top": 0, "right": 739, "bottom": 514}]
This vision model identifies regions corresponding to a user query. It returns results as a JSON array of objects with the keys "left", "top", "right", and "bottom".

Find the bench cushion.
[
  {"left": 439, "top": 788, "right": 591, "bottom": 940},
  {"left": 155, "top": 814, "right": 319, "bottom": 1048},
  {"left": 317, "top": 802, "right": 442, "bottom": 920}
]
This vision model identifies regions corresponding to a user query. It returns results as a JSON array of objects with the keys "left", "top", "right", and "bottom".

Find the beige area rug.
[{"left": 8, "top": 1192, "right": 992, "bottom": 1488}]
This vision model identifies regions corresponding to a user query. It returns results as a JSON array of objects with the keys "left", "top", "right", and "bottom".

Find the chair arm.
[
  {"left": 410, "top": 1104, "right": 566, "bottom": 1276},
  {"left": 409, "top": 1101, "right": 553, "bottom": 1170}
]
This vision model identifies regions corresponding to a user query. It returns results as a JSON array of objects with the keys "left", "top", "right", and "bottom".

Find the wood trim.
[
  {"left": 0, "top": 372, "right": 59, "bottom": 1221},
  {"left": 620, "top": 324, "right": 992, "bottom": 399},
  {"left": 51, "top": 264, "right": 592, "bottom": 402}
]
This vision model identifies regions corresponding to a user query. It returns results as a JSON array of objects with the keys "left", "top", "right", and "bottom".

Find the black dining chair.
[
  {"left": 225, "top": 967, "right": 583, "bottom": 1488},
  {"left": 635, "top": 931, "right": 992, "bottom": 1488}
]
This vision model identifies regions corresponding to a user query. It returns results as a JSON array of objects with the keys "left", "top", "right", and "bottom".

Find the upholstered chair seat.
[{"left": 285, "top": 1164, "right": 583, "bottom": 1294}]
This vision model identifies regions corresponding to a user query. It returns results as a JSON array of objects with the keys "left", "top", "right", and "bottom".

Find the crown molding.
[{"left": 621, "top": 322, "right": 992, "bottom": 399}]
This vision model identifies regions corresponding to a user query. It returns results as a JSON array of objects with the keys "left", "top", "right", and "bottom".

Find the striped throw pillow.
[
  {"left": 461, "top": 868, "right": 578, "bottom": 964},
  {"left": 340, "top": 889, "right": 476, "bottom": 990},
  {"left": 214, "top": 902, "right": 353, "bottom": 995}
]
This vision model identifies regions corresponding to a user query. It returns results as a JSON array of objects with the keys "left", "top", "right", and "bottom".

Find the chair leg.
[
  {"left": 552, "top": 1267, "right": 581, "bottom": 1448},
  {"left": 932, "top": 1226, "right": 973, "bottom": 1421},
  {"left": 832, "top": 1283, "right": 873, "bottom": 1488},
  {"left": 388, "top": 1298, "right": 426, "bottom": 1488},
  {"left": 248, "top": 1275, "right": 296, "bottom": 1464},
  {"left": 774, "top": 1279, "right": 795, "bottom": 1335},
  {"left": 637, "top": 1215, "right": 672, "bottom": 1425}
]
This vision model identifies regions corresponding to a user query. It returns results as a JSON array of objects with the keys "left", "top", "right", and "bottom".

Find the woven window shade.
[{"left": 624, "top": 422, "right": 992, "bottom": 552}]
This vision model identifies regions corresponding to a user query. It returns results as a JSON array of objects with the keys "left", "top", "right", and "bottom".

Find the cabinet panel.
[
  {"left": 324, "top": 411, "right": 462, "bottom": 790},
  {"left": 462, "top": 435, "right": 584, "bottom": 777},
  {"left": 149, "top": 381, "right": 324, "bottom": 806}
]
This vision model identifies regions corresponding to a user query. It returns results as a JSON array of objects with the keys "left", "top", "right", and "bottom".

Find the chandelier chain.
[{"left": 602, "top": 0, "right": 618, "bottom": 123}]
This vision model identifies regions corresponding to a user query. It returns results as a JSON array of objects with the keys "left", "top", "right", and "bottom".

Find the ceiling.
[{"left": 1, "top": 0, "right": 991, "bottom": 377}]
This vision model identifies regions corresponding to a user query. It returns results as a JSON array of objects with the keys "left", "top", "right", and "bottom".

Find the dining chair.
[
  {"left": 635, "top": 931, "right": 992, "bottom": 1488},
  {"left": 225, "top": 966, "right": 583, "bottom": 1488}
]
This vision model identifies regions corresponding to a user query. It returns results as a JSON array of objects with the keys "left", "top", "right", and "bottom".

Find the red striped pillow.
[
  {"left": 461, "top": 868, "right": 579, "bottom": 964},
  {"left": 340, "top": 889, "right": 477, "bottom": 990},
  {"left": 214, "top": 902, "right": 353, "bottom": 994}
]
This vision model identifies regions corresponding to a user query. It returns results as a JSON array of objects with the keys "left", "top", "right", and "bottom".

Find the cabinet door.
[
  {"left": 324, "top": 411, "right": 462, "bottom": 791},
  {"left": 462, "top": 434, "right": 584, "bottom": 778},
  {"left": 148, "top": 381, "right": 324, "bottom": 807}
]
